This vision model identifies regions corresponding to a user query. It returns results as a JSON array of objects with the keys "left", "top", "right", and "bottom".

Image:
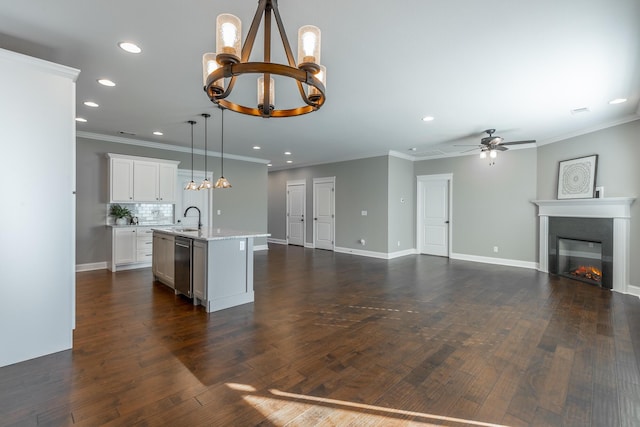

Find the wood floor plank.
[{"left": 0, "top": 245, "right": 639, "bottom": 426}]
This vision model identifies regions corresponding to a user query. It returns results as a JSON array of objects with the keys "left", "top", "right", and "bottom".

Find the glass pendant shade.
[
  {"left": 214, "top": 176, "right": 232, "bottom": 189},
  {"left": 202, "top": 53, "right": 224, "bottom": 94},
  {"left": 297, "top": 25, "right": 321, "bottom": 73},
  {"left": 199, "top": 113, "right": 212, "bottom": 190},
  {"left": 308, "top": 65, "right": 326, "bottom": 102},
  {"left": 257, "top": 76, "right": 275, "bottom": 110},
  {"left": 490, "top": 150, "right": 497, "bottom": 159},
  {"left": 216, "top": 14, "right": 241, "bottom": 64},
  {"left": 185, "top": 120, "right": 198, "bottom": 190},
  {"left": 479, "top": 151, "right": 487, "bottom": 159}
]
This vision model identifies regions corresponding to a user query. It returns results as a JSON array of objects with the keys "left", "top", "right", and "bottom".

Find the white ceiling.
[{"left": 1, "top": 0, "right": 639, "bottom": 169}]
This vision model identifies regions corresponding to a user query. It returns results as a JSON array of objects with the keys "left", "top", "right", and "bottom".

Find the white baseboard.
[
  {"left": 450, "top": 252, "right": 538, "bottom": 270},
  {"left": 267, "top": 238, "right": 288, "bottom": 245},
  {"left": 627, "top": 285, "right": 640, "bottom": 298},
  {"left": 305, "top": 243, "right": 315, "bottom": 249},
  {"left": 76, "top": 262, "right": 108, "bottom": 272},
  {"left": 388, "top": 249, "right": 418, "bottom": 259},
  {"left": 254, "top": 244, "right": 269, "bottom": 251},
  {"left": 334, "top": 247, "right": 416, "bottom": 260}
]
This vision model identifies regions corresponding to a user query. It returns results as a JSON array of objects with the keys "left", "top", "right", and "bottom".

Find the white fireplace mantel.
[{"left": 532, "top": 197, "right": 636, "bottom": 295}]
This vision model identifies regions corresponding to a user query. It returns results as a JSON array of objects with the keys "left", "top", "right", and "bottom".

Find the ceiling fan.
[{"left": 456, "top": 129, "right": 536, "bottom": 155}]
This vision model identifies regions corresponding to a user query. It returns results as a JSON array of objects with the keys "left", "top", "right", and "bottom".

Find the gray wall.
[
  {"left": 76, "top": 137, "right": 267, "bottom": 265},
  {"left": 537, "top": 119, "right": 640, "bottom": 285},
  {"left": 268, "top": 156, "right": 390, "bottom": 252},
  {"left": 388, "top": 156, "right": 415, "bottom": 252},
  {"left": 414, "top": 148, "right": 538, "bottom": 262}
]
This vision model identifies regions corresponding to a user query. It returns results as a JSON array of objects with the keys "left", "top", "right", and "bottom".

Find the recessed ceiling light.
[
  {"left": 422, "top": 116, "right": 435, "bottom": 122},
  {"left": 284, "top": 151, "right": 291, "bottom": 155},
  {"left": 97, "top": 78, "right": 116, "bottom": 87},
  {"left": 609, "top": 98, "right": 627, "bottom": 105},
  {"left": 84, "top": 101, "right": 99, "bottom": 108},
  {"left": 253, "top": 146, "right": 261, "bottom": 150},
  {"left": 153, "top": 131, "right": 163, "bottom": 136},
  {"left": 267, "top": 163, "right": 272, "bottom": 167},
  {"left": 286, "top": 160, "right": 293, "bottom": 164},
  {"left": 75, "top": 117, "right": 87, "bottom": 123},
  {"left": 118, "top": 41, "right": 142, "bottom": 54},
  {"left": 409, "top": 147, "right": 417, "bottom": 151}
]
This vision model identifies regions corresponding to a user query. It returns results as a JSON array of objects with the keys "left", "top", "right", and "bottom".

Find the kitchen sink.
[{"left": 173, "top": 227, "right": 199, "bottom": 232}]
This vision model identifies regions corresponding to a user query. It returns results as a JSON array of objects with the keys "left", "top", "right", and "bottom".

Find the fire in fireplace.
[{"left": 558, "top": 237, "right": 603, "bottom": 286}]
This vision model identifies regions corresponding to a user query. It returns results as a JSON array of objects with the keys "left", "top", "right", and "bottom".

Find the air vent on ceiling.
[{"left": 570, "top": 107, "right": 591, "bottom": 115}]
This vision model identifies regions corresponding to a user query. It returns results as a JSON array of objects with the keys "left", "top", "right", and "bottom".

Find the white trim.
[
  {"left": 532, "top": 198, "right": 635, "bottom": 218},
  {"left": 107, "top": 152, "right": 180, "bottom": 165},
  {"left": 305, "top": 243, "right": 316, "bottom": 249},
  {"left": 388, "top": 150, "right": 416, "bottom": 161},
  {"left": 416, "top": 174, "right": 453, "bottom": 258},
  {"left": 78, "top": 131, "right": 269, "bottom": 164},
  {"left": 76, "top": 262, "right": 108, "bottom": 272},
  {"left": 0, "top": 48, "right": 80, "bottom": 81},
  {"left": 268, "top": 238, "right": 288, "bottom": 245},
  {"left": 111, "top": 262, "right": 152, "bottom": 272},
  {"left": 627, "top": 285, "right": 640, "bottom": 299},
  {"left": 254, "top": 244, "right": 269, "bottom": 251},
  {"left": 450, "top": 253, "right": 538, "bottom": 270},
  {"left": 334, "top": 247, "right": 417, "bottom": 260}
]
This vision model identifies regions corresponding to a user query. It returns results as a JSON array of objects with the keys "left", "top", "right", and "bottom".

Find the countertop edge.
[{"left": 152, "top": 227, "right": 270, "bottom": 242}]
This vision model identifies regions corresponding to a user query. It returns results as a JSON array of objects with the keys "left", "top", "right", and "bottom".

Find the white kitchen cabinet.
[
  {"left": 108, "top": 153, "right": 179, "bottom": 203},
  {"left": 114, "top": 227, "right": 137, "bottom": 265},
  {"left": 153, "top": 233, "right": 175, "bottom": 288},
  {"left": 136, "top": 227, "right": 154, "bottom": 262},
  {"left": 193, "top": 240, "right": 207, "bottom": 302},
  {"left": 110, "top": 157, "right": 134, "bottom": 202}
]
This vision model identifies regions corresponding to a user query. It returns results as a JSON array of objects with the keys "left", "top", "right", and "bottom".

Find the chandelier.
[{"left": 202, "top": 0, "right": 326, "bottom": 118}]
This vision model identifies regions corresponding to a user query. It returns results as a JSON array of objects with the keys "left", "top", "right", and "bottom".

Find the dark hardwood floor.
[{"left": 2, "top": 245, "right": 640, "bottom": 426}]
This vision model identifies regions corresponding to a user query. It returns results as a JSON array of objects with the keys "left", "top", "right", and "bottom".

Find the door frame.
[
  {"left": 416, "top": 173, "right": 453, "bottom": 257},
  {"left": 286, "top": 179, "right": 306, "bottom": 245},
  {"left": 313, "top": 176, "right": 335, "bottom": 250}
]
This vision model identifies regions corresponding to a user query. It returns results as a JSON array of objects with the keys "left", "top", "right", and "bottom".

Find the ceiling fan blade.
[
  {"left": 501, "top": 139, "right": 536, "bottom": 146},
  {"left": 453, "top": 144, "right": 482, "bottom": 147},
  {"left": 461, "top": 147, "right": 480, "bottom": 153},
  {"left": 494, "top": 145, "right": 508, "bottom": 151}
]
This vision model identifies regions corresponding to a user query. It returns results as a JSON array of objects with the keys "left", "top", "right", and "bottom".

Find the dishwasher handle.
[{"left": 176, "top": 242, "right": 190, "bottom": 248}]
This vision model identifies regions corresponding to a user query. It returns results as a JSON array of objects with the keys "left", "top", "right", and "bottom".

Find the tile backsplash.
[{"left": 107, "top": 203, "right": 174, "bottom": 225}]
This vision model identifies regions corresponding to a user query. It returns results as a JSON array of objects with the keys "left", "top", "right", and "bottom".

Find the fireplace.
[
  {"left": 533, "top": 198, "right": 635, "bottom": 295},
  {"left": 548, "top": 217, "right": 613, "bottom": 289}
]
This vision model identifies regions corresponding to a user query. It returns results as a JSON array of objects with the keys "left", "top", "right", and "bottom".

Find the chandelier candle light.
[
  {"left": 185, "top": 120, "right": 198, "bottom": 190},
  {"left": 202, "top": 0, "right": 326, "bottom": 118}
]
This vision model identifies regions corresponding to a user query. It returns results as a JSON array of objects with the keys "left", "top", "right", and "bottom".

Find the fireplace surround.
[{"left": 533, "top": 197, "right": 635, "bottom": 294}]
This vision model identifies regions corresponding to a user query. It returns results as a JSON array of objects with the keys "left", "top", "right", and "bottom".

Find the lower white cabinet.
[
  {"left": 152, "top": 234, "right": 175, "bottom": 288},
  {"left": 110, "top": 226, "right": 156, "bottom": 271},
  {"left": 193, "top": 240, "right": 207, "bottom": 302},
  {"left": 113, "top": 228, "right": 137, "bottom": 265}
]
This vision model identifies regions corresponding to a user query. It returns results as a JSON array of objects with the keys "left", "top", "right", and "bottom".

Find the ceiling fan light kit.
[{"left": 202, "top": 0, "right": 326, "bottom": 118}]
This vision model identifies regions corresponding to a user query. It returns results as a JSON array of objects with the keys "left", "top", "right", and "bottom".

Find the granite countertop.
[{"left": 152, "top": 227, "right": 270, "bottom": 242}]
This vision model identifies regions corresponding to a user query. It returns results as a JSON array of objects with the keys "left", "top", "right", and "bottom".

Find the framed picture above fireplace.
[{"left": 557, "top": 154, "right": 598, "bottom": 199}]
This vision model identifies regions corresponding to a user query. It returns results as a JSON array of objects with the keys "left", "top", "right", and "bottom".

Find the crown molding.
[
  {"left": 77, "top": 131, "right": 270, "bottom": 164},
  {"left": 0, "top": 48, "right": 79, "bottom": 81},
  {"left": 535, "top": 115, "right": 640, "bottom": 147}
]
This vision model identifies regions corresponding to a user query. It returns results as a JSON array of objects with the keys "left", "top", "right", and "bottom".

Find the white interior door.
[
  {"left": 313, "top": 177, "right": 335, "bottom": 250},
  {"left": 418, "top": 175, "right": 451, "bottom": 256},
  {"left": 287, "top": 181, "right": 305, "bottom": 246}
]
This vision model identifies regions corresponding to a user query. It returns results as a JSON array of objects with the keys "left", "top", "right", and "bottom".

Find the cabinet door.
[
  {"left": 133, "top": 161, "right": 159, "bottom": 202},
  {"left": 111, "top": 158, "right": 134, "bottom": 202},
  {"left": 114, "top": 228, "right": 137, "bottom": 264},
  {"left": 136, "top": 227, "right": 154, "bottom": 262},
  {"left": 158, "top": 163, "right": 177, "bottom": 203},
  {"left": 193, "top": 240, "right": 207, "bottom": 301},
  {"left": 163, "top": 235, "right": 175, "bottom": 285}
]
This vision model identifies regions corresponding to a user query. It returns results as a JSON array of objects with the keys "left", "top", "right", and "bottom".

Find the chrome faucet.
[{"left": 184, "top": 206, "right": 202, "bottom": 230}]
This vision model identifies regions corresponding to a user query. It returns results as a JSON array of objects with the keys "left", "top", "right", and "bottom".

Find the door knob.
[{"left": 445, "top": 220, "right": 450, "bottom": 224}]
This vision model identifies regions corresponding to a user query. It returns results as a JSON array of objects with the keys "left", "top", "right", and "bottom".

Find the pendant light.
[
  {"left": 214, "top": 107, "right": 232, "bottom": 189},
  {"left": 198, "top": 113, "right": 213, "bottom": 190},
  {"left": 185, "top": 120, "right": 198, "bottom": 190}
]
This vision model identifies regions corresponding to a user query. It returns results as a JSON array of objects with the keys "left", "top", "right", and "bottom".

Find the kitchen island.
[{"left": 152, "top": 227, "right": 269, "bottom": 312}]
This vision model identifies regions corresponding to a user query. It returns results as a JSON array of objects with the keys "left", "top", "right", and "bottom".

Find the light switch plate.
[
  {"left": 239, "top": 241, "right": 245, "bottom": 251},
  {"left": 361, "top": 210, "right": 367, "bottom": 216}
]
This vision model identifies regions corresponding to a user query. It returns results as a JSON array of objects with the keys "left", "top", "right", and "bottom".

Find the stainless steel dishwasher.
[{"left": 174, "top": 236, "right": 193, "bottom": 298}]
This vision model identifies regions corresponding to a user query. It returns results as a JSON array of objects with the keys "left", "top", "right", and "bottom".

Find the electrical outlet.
[
  {"left": 493, "top": 246, "right": 499, "bottom": 253},
  {"left": 361, "top": 210, "right": 367, "bottom": 216},
  {"left": 359, "top": 238, "right": 366, "bottom": 245},
  {"left": 217, "top": 210, "right": 221, "bottom": 215}
]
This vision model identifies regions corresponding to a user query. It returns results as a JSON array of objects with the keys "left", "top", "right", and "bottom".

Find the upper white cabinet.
[{"left": 108, "top": 153, "right": 179, "bottom": 203}]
